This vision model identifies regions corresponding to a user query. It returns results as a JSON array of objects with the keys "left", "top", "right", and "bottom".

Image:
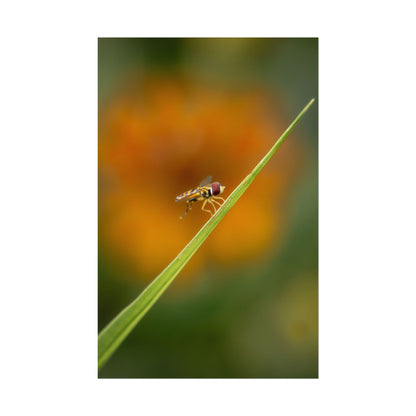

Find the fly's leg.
[
  {"left": 180, "top": 201, "right": 194, "bottom": 219},
  {"left": 201, "top": 199, "right": 213, "bottom": 216},
  {"left": 212, "top": 196, "right": 225, "bottom": 204},
  {"left": 207, "top": 198, "right": 217, "bottom": 213},
  {"left": 210, "top": 198, "right": 222, "bottom": 207}
]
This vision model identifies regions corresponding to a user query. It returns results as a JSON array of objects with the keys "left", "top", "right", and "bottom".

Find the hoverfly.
[{"left": 175, "top": 176, "right": 226, "bottom": 219}]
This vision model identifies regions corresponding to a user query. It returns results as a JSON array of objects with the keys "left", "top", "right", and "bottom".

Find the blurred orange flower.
[{"left": 99, "top": 77, "right": 304, "bottom": 282}]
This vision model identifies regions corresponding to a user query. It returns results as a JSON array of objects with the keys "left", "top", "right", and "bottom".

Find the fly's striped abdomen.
[
  {"left": 175, "top": 186, "right": 211, "bottom": 202},
  {"left": 175, "top": 188, "right": 203, "bottom": 202}
]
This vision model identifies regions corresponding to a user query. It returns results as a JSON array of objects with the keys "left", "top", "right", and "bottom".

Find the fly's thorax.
[
  {"left": 211, "top": 182, "right": 225, "bottom": 196},
  {"left": 201, "top": 187, "right": 211, "bottom": 198}
]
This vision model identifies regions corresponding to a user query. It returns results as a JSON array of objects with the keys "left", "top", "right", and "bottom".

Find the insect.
[{"left": 175, "top": 176, "right": 226, "bottom": 219}]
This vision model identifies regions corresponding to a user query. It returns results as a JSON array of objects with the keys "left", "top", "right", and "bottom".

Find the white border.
[{"left": 1, "top": 1, "right": 416, "bottom": 415}]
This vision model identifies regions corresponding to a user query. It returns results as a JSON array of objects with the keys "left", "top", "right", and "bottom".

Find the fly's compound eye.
[{"left": 211, "top": 182, "right": 224, "bottom": 196}]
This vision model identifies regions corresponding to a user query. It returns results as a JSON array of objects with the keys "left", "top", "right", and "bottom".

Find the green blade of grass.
[{"left": 98, "top": 98, "right": 315, "bottom": 370}]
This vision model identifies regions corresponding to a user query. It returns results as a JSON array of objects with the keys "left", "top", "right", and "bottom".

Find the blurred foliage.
[{"left": 98, "top": 38, "right": 318, "bottom": 378}]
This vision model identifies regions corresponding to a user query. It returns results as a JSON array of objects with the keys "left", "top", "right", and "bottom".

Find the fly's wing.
[{"left": 198, "top": 175, "right": 212, "bottom": 187}]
